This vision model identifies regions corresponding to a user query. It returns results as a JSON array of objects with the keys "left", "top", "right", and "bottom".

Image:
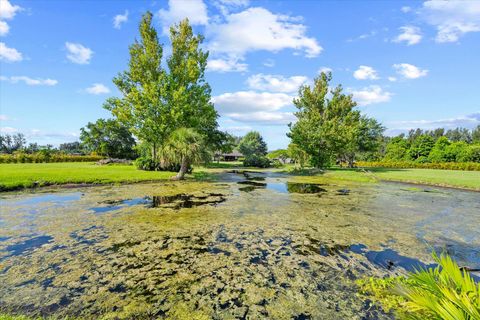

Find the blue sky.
[{"left": 1, "top": 0, "right": 479, "bottom": 150}]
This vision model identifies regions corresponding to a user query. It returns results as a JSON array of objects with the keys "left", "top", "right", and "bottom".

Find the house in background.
[{"left": 214, "top": 150, "right": 243, "bottom": 162}]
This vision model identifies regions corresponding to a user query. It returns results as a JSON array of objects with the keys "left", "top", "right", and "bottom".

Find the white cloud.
[
  {"left": 393, "top": 26, "right": 422, "bottom": 45},
  {"left": 347, "top": 30, "right": 377, "bottom": 42},
  {"left": 401, "top": 6, "right": 412, "bottom": 13},
  {"left": 0, "top": 20, "right": 9, "bottom": 36},
  {"left": 158, "top": 0, "right": 208, "bottom": 33},
  {"left": 389, "top": 112, "right": 480, "bottom": 131},
  {"left": 421, "top": 0, "right": 480, "bottom": 43},
  {"left": 246, "top": 74, "right": 308, "bottom": 93},
  {"left": 350, "top": 85, "right": 392, "bottom": 106},
  {"left": 213, "top": 91, "right": 294, "bottom": 125},
  {"left": 1, "top": 76, "right": 58, "bottom": 86},
  {"left": 0, "top": 0, "right": 22, "bottom": 20},
  {"left": 393, "top": 63, "right": 428, "bottom": 79},
  {"left": 219, "top": 125, "right": 252, "bottom": 135},
  {"left": 207, "top": 57, "right": 247, "bottom": 72},
  {"left": 318, "top": 66, "right": 332, "bottom": 74},
  {"left": 65, "top": 42, "right": 93, "bottom": 64},
  {"left": 113, "top": 10, "right": 128, "bottom": 29},
  {"left": 353, "top": 65, "right": 379, "bottom": 80},
  {"left": 0, "top": 114, "right": 8, "bottom": 121},
  {"left": 85, "top": 83, "right": 110, "bottom": 95},
  {"left": 0, "top": 42, "right": 22, "bottom": 61},
  {"left": 0, "top": 126, "right": 17, "bottom": 133},
  {"left": 388, "top": 76, "right": 397, "bottom": 82},
  {"left": 213, "top": 0, "right": 249, "bottom": 16},
  {"left": 207, "top": 7, "right": 322, "bottom": 59},
  {"left": 213, "top": 91, "right": 292, "bottom": 113},
  {"left": 227, "top": 111, "right": 295, "bottom": 125},
  {"left": 0, "top": 0, "right": 22, "bottom": 37},
  {"left": 263, "top": 59, "right": 275, "bottom": 67}
]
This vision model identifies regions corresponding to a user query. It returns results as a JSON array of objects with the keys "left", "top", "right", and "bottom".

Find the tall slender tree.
[{"left": 104, "top": 12, "right": 168, "bottom": 167}]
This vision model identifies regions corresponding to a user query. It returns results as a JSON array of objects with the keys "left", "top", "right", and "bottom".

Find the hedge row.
[
  {"left": 0, "top": 153, "right": 104, "bottom": 163},
  {"left": 356, "top": 160, "right": 480, "bottom": 171}
]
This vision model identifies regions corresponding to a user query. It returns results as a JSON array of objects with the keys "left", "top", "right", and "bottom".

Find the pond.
[{"left": 0, "top": 170, "right": 479, "bottom": 319}]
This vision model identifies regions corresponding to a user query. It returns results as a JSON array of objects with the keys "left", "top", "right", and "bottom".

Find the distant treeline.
[{"left": 369, "top": 126, "right": 480, "bottom": 164}]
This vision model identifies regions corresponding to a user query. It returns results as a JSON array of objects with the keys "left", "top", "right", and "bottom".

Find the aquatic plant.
[{"left": 358, "top": 252, "right": 480, "bottom": 319}]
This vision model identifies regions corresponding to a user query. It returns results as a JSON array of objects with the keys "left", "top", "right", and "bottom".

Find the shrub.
[
  {"left": 243, "top": 155, "right": 271, "bottom": 168},
  {"left": 0, "top": 153, "right": 104, "bottom": 163},
  {"left": 358, "top": 252, "right": 480, "bottom": 319},
  {"left": 357, "top": 160, "right": 480, "bottom": 171}
]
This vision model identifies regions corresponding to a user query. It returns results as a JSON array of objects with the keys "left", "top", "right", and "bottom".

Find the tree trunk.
[
  {"left": 347, "top": 154, "right": 355, "bottom": 168},
  {"left": 175, "top": 156, "right": 188, "bottom": 180},
  {"left": 152, "top": 142, "right": 157, "bottom": 171}
]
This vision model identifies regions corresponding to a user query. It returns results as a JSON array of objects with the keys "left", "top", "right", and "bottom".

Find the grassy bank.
[
  {"left": 0, "top": 162, "right": 177, "bottom": 191},
  {"left": 322, "top": 167, "right": 480, "bottom": 190}
]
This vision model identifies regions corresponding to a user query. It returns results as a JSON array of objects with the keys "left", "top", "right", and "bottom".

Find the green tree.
[
  {"left": 408, "top": 134, "right": 434, "bottom": 161},
  {"left": 288, "top": 72, "right": 371, "bottom": 167},
  {"left": 164, "top": 128, "right": 207, "bottom": 179},
  {"left": 287, "top": 143, "right": 310, "bottom": 169},
  {"left": 238, "top": 131, "right": 268, "bottom": 157},
  {"left": 0, "top": 133, "right": 26, "bottom": 154},
  {"left": 428, "top": 136, "right": 451, "bottom": 163},
  {"left": 340, "top": 116, "right": 385, "bottom": 167},
  {"left": 472, "top": 125, "right": 480, "bottom": 143},
  {"left": 385, "top": 137, "right": 409, "bottom": 160},
  {"left": 104, "top": 12, "right": 168, "bottom": 165},
  {"left": 80, "top": 119, "right": 136, "bottom": 159},
  {"left": 105, "top": 13, "right": 218, "bottom": 177}
]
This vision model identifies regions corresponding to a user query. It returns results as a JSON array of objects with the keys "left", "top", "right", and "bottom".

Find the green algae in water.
[{"left": 0, "top": 173, "right": 479, "bottom": 319}]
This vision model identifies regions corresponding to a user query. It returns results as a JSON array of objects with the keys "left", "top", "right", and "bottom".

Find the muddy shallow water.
[{"left": 0, "top": 170, "right": 479, "bottom": 319}]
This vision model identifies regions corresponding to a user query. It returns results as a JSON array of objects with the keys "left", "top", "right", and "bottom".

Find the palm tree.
[{"left": 164, "top": 127, "right": 207, "bottom": 180}]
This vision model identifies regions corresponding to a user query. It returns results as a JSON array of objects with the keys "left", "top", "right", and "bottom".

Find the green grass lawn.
[
  {"left": 0, "top": 162, "right": 177, "bottom": 191},
  {"left": 324, "top": 167, "right": 480, "bottom": 190}
]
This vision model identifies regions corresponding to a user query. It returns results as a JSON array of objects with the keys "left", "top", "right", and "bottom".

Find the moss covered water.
[{"left": 0, "top": 170, "right": 479, "bottom": 319}]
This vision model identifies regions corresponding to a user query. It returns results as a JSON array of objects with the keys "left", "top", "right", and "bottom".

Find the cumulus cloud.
[
  {"left": 246, "top": 74, "right": 308, "bottom": 93},
  {"left": 0, "top": 0, "right": 22, "bottom": 36},
  {"left": 207, "top": 7, "right": 322, "bottom": 60},
  {"left": 65, "top": 42, "right": 93, "bottom": 64},
  {"left": 158, "top": 0, "right": 208, "bottom": 33},
  {"left": 213, "top": 91, "right": 294, "bottom": 125},
  {"left": 353, "top": 65, "right": 379, "bottom": 80},
  {"left": 393, "top": 63, "right": 428, "bottom": 79},
  {"left": 0, "top": 20, "right": 9, "bottom": 36},
  {"left": 389, "top": 112, "right": 480, "bottom": 131},
  {"left": 1, "top": 75, "right": 58, "bottom": 86},
  {"left": 388, "top": 76, "right": 397, "bottom": 82},
  {"left": 213, "top": 91, "right": 292, "bottom": 113},
  {"left": 393, "top": 26, "right": 422, "bottom": 45},
  {"left": 350, "top": 85, "right": 392, "bottom": 106},
  {"left": 318, "top": 66, "right": 332, "bottom": 74},
  {"left": 207, "top": 57, "right": 247, "bottom": 72},
  {"left": 0, "top": 42, "right": 22, "bottom": 61},
  {"left": 227, "top": 111, "right": 295, "bottom": 125},
  {"left": 213, "top": 0, "right": 249, "bottom": 16},
  {"left": 421, "top": 0, "right": 480, "bottom": 43},
  {"left": 113, "top": 10, "right": 128, "bottom": 29},
  {"left": 85, "top": 83, "right": 110, "bottom": 95}
]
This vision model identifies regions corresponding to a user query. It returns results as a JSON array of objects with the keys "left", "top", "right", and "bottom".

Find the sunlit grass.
[{"left": 0, "top": 162, "right": 176, "bottom": 191}]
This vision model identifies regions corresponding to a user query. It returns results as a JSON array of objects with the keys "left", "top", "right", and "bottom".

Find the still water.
[{"left": 0, "top": 170, "right": 479, "bottom": 319}]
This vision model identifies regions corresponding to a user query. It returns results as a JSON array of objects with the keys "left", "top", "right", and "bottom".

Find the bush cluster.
[
  {"left": 357, "top": 160, "right": 480, "bottom": 171},
  {"left": 0, "top": 153, "right": 104, "bottom": 163},
  {"left": 243, "top": 155, "right": 271, "bottom": 168}
]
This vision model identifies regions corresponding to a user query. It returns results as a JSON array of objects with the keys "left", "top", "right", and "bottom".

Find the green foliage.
[
  {"left": 357, "top": 160, "right": 480, "bottom": 171},
  {"left": 238, "top": 131, "right": 268, "bottom": 158},
  {"left": 0, "top": 133, "right": 26, "bottom": 153},
  {"left": 408, "top": 134, "right": 435, "bottom": 160},
  {"left": 0, "top": 153, "right": 103, "bottom": 164},
  {"left": 80, "top": 118, "right": 136, "bottom": 159},
  {"left": 288, "top": 72, "right": 382, "bottom": 168},
  {"left": 104, "top": 13, "right": 218, "bottom": 174},
  {"left": 358, "top": 252, "right": 480, "bottom": 319},
  {"left": 428, "top": 137, "right": 451, "bottom": 163},
  {"left": 243, "top": 154, "right": 271, "bottom": 168},
  {"left": 385, "top": 137, "right": 410, "bottom": 161},
  {"left": 287, "top": 142, "right": 310, "bottom": 169}
]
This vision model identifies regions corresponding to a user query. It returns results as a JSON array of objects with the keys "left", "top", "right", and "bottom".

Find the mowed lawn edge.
[
  {"left": 325, "top": 167, "right": 480, "bottom": 191},
  {"left": 0, "top": 162, "right": 177, "bottom": 191}
]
